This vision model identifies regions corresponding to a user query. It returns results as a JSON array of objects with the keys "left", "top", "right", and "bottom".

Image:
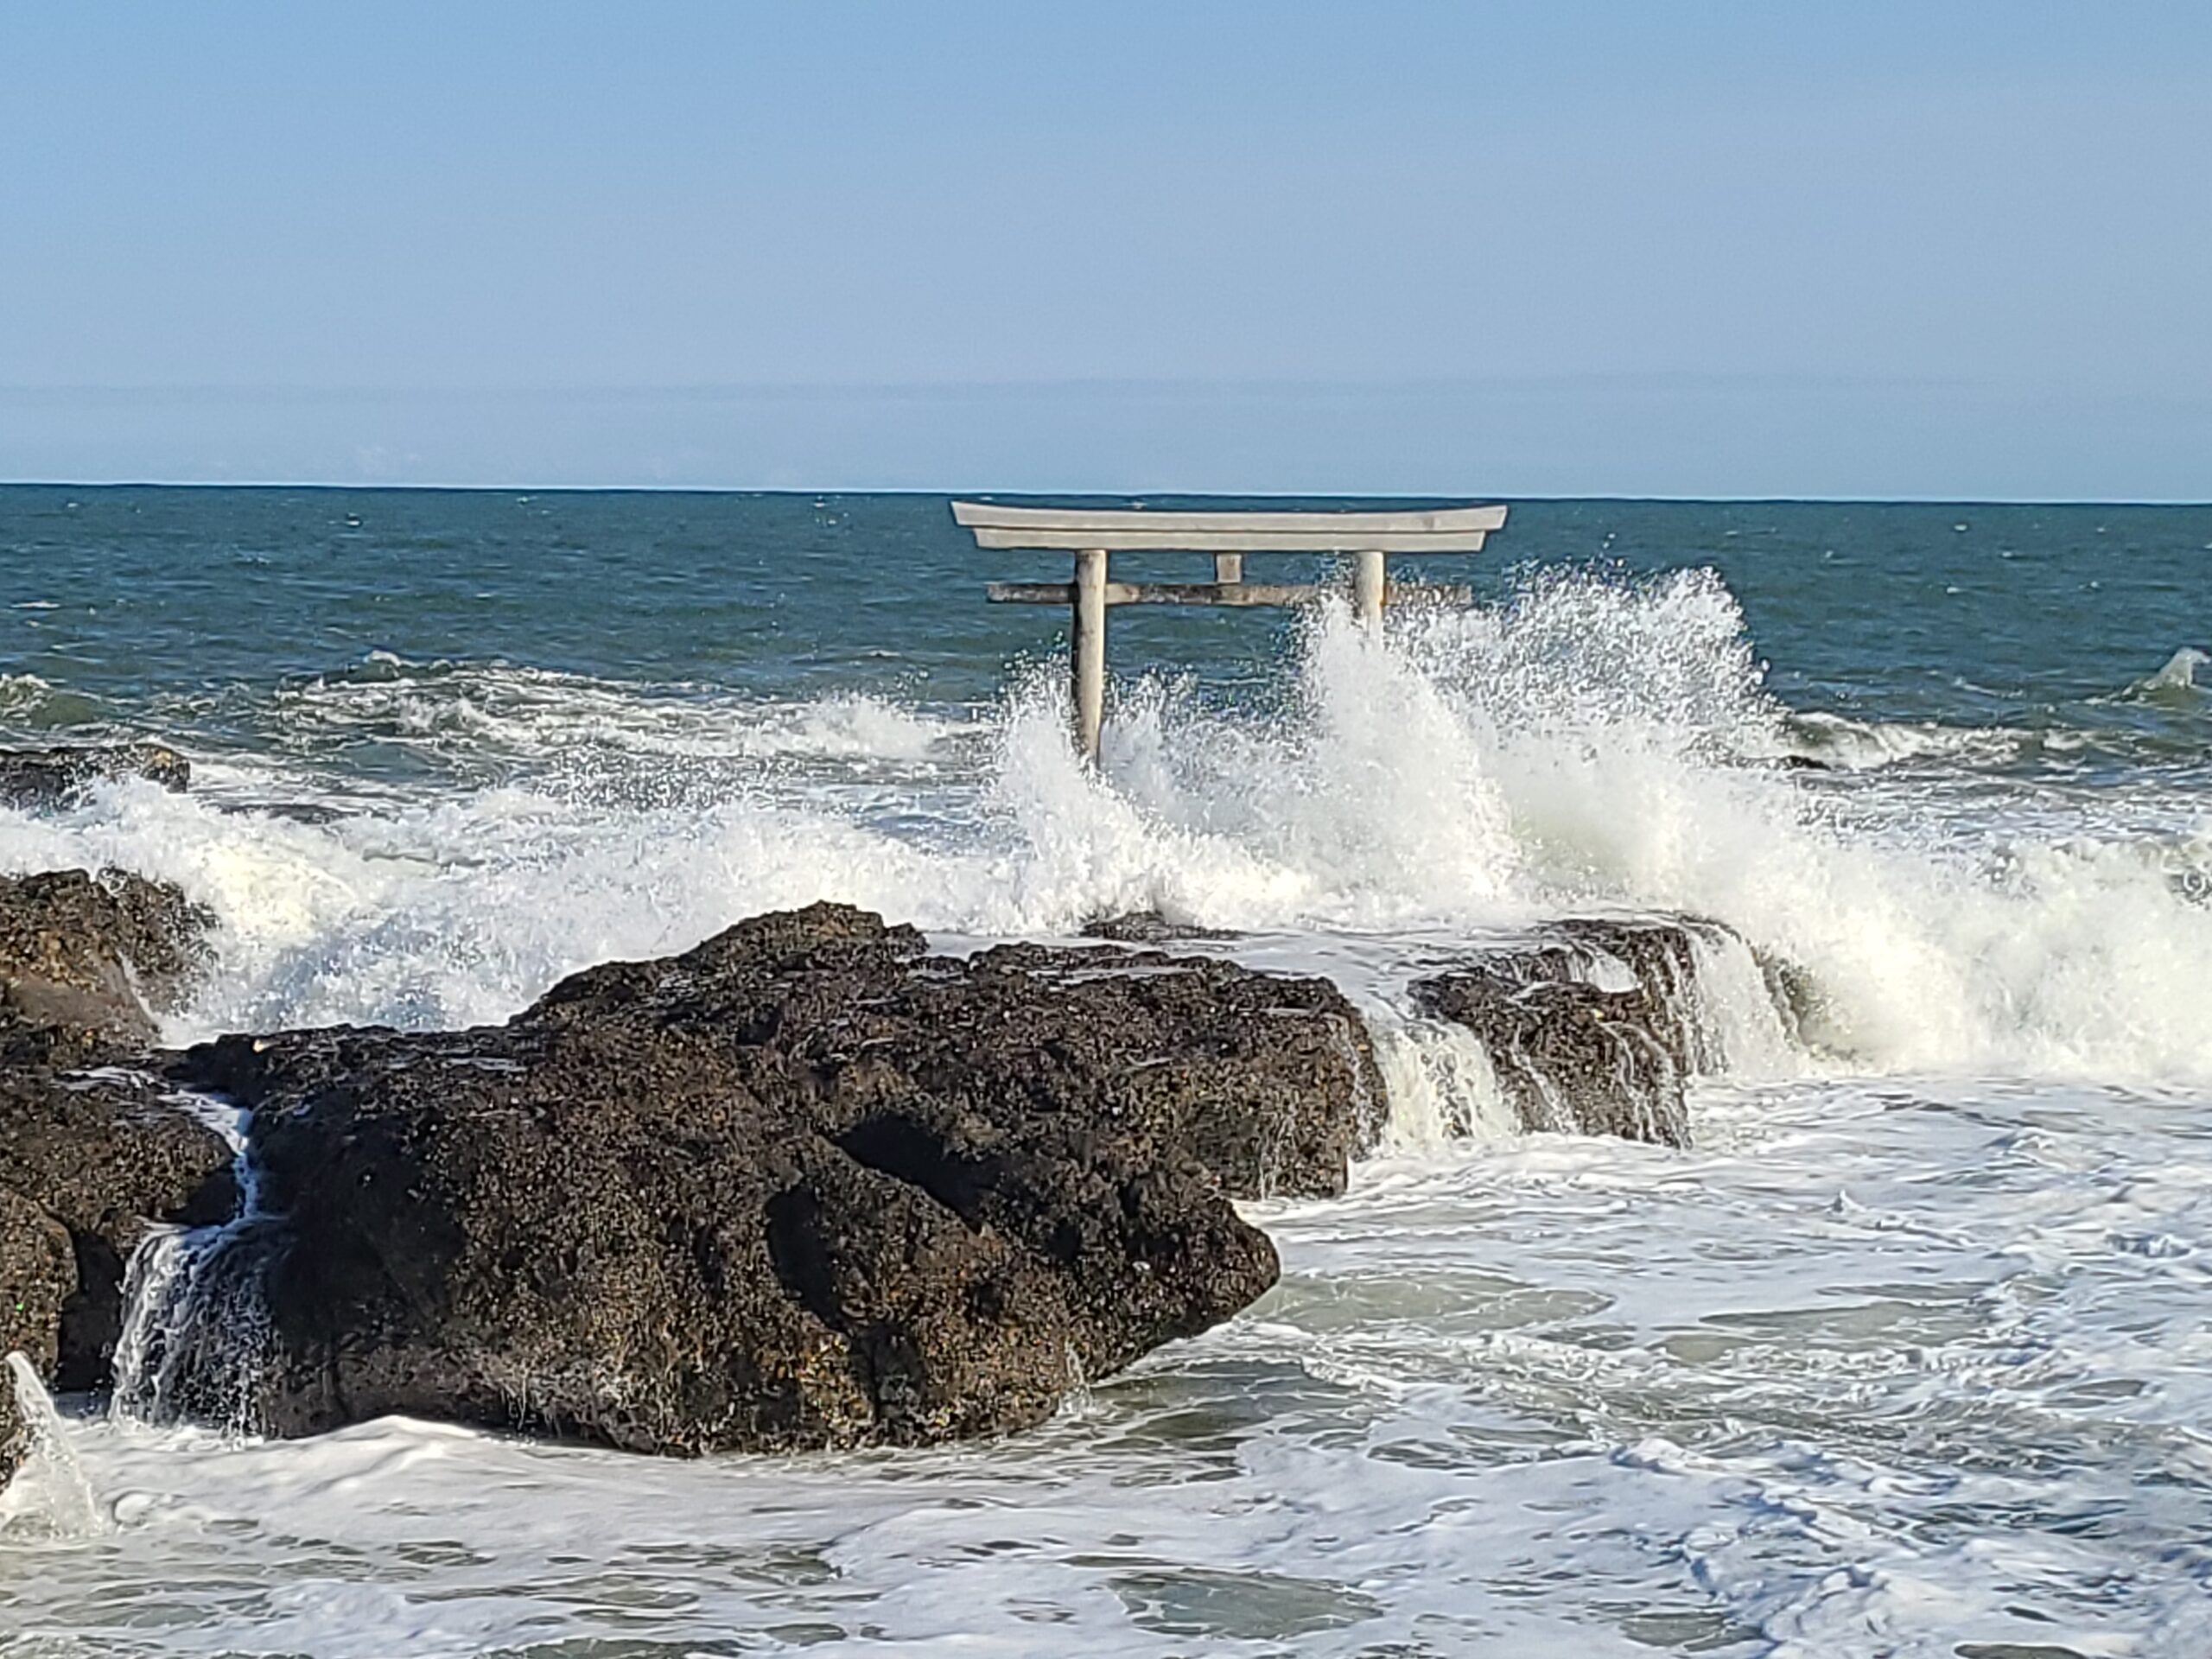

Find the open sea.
[{"left": 4, "top": 485, "right": 2212, "bottom": 1657}]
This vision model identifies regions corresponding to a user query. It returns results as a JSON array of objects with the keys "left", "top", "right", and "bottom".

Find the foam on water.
[
  {"left": 10, "top": 567, "right": 2210, "bottom": 1084},
  {"left": 10, "top": 562, "right": 2212, "bottom": 1651},
  {"left": 9, "top": 1076, "right": 2212, "bottom": 1655}
]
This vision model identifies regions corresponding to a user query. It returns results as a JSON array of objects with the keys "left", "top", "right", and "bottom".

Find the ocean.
[{"left": 3, "top": 485, "right": 2211, "bottom": 1656}]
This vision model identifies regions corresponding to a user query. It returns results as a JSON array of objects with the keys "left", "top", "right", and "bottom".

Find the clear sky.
[{"left": 3, "top": 1, "right": 2208, "bottom": 497}]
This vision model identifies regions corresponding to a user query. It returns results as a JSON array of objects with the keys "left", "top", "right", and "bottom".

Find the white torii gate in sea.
[{"left": 950, "top": 499, "right": 1508, "bottom": 762}]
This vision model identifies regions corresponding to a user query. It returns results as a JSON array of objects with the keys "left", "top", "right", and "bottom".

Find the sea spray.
[
  {"left": 1, "top": 1351, "right": 104, "bottom": 1535},
  {"left": 10, "top": 567, "right": 2212, "bottom": 1089}
]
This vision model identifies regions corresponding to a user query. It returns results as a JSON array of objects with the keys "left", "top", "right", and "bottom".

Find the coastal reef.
[{"left": 0, "top": 849, "right": 1780, "bottom": 1485}]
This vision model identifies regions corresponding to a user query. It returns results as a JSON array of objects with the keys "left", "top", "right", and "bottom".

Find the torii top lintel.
[{"left": 950, "top": 500, "right": 1505, "bottom": 552}]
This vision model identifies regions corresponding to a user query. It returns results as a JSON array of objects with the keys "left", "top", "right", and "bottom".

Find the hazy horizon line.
[{"left": 4, "top": 478, "right": 2207, "bottom": 509}]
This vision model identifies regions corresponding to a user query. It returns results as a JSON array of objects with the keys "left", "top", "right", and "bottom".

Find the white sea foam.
[
  {"left": 10, "top": 566, "right": 2212, "bottom": 1650},
  {"left": 10, "top": 1076, "right": 2211, "bottom": 1653},
  {"left": 7, "top": 569, "right": 2212, "bottom": 1090},
  {"left": 2140, "top": 644, "right": 2208, "bottom": 692},
  {"left": 1774, "top": 709, "right": 2036, "bottom": 771}
]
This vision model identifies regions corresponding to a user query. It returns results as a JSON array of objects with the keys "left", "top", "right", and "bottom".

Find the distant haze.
[{"left": 3, "top": 2, "right": 2208, "bottom": 498}]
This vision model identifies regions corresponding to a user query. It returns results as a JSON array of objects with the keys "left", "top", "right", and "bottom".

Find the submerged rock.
[
  {"left": 1411, "top": 917, "right": 1736, "bottom": 1146},
  {"left": 0, "top": 743, "right": 190, "bottom": 810},
  {"left": 170, "top": 903, "right": 1377, "bottom": 1455},
  {"left": 1080, "top": 911, "right": 1241, "bottom": 944}
]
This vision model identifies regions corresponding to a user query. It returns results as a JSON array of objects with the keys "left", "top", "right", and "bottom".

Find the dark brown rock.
[
  {"left": 1, "top": 1185, "right": 73, "bottom": 1373},
  {"left": 0, "top": 1360, "right": 25, "bottom": 1494},
  {"left": 1411, "top": 917, "right": 1733, "bottom": 1146},
  {"left": 0, "top": 868, "right": 236, "bottom": 1392},
  {"left": 0, "top": 1068, "right": 240, "bottom": 1390},
  {"left": 1080, "top": 911, "right": 1239, "bottom": 944},
  {"left": 169, "top": 903, "right": 1376, "bottom": 1455},
  {"left": 0, "top": 868, "right": 213, "bottom": 1062},
  {"left": 0, "top": 744, "right": 190, "bottom": 810},
  {"left": 2, "top": 1183, "right": 74, "bottom": 1497}
]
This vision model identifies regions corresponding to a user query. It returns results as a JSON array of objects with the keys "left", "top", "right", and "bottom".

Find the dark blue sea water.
[
  {"left": 6, "top": 486, "right": 2212, "bottom": 1657},
  {"left": 4, "top": 487, "right": 2207, "bottom": 756}
]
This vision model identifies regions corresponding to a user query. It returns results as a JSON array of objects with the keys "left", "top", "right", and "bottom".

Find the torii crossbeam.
[{"left": 951, "top": 499, "right": 1508, "bottom": 761}]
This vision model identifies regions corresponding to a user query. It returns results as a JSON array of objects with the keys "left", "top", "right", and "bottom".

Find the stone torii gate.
[{"left": 952, "top": 499, "right": 1508, "bottom": 761}]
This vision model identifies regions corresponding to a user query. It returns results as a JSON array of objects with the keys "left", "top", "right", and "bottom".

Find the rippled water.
[{"left": 4, "top": 488, "right": 2212, "bottom": 1655}]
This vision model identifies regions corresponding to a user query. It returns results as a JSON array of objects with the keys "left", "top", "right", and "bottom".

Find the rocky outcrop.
[
  {"left": 167, "top": 903, "right": 1384, "bottom": 1454},
  {"left": 1411, "top": 918, "right": 1732, "bottom": 1146},
  {"left": 1, "top": 1068, "right": 240, "bottom": 1390},
  {"left": 0, "top": 744, "right": 190, "bottom": 810},
  {"left": 0, "top": 868, "right": 213, "bottom": 1064},
  {"left": 240, "top": 902, "right": 1378, "bottom": 1206},
  {"left": 0, "top": 868, "right": 236, "bottom": 1400}
]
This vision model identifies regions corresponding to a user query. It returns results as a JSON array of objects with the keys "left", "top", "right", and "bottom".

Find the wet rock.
[
  {"left": 0, "top": 743, "right": 190, "bottom": 810},
  {"left": 170, "top": 903, "right": 1377, "bottom": 1454},
  {"left": 1, "top": 1179, "right": 74, "bottom": 1494},
  {"left": 1, "top": 1185, "right": 73, "bottom": 1377},
  {"left": 1081, "top": 911, "right": 1240, "bottom": 944},
  {"left": 213, "top": 799, "right": 355, "bottom": 827},
  {"left": 0, "top": 1359, "right": 24, "bottom": 1494},
  {"left": 0, "top": 868, "right": 213, "bottom": 1062},
  {"left": 1411, "top": 917, "right": 1732, "bottom": 1146},
  {"left": 0, "top": 1067, "right": 240, "bottom": 1389},
  {"left": 0, "top": 867, "right": 235, "bottom": 1391}
]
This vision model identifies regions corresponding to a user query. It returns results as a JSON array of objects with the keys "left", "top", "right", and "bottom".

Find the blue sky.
[{"left": 3, "top": 1, "right": 2208, "bottom": 496}]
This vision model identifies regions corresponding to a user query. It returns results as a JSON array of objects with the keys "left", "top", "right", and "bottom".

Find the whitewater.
[{"left": 5, "top": 489, "right": 2212, "bottom": 1656}]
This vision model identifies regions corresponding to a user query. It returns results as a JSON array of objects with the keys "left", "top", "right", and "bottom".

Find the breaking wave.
[{"left": 7, "top": 568, "right": 2212, "bottom": 1085}]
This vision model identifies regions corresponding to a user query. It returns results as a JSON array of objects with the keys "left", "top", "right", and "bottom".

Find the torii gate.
[{"left": 951, "top": 499, "right": 1508, "bottom": 761}]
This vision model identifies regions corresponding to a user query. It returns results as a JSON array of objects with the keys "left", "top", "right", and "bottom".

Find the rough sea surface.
[{"left": 3, "top": 486, "right": 2211, "bottom": 1657}]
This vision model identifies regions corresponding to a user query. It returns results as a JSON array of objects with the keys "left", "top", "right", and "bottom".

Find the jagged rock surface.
[
  {"left": 0, "top": 868, "right": 213, "bottom": 1061},
  {"left": 1, "top": 1184, "right": 72, "bottom": 1494},
  {"left": 0, "top": 1361, "right": 25, "bottom": 1495},
  {"left": 1411, "top": 917, "right": 1732, "bottom": 1146},
  {"left": 0, "top": 743, "right": 190, "bottom": 810},
  {"left": 0, "top": 868, "right": 236, "bottom": 1394},
  {"left": 171, "top": 903, "right": 1378, "bottom": 1455},
  {"left": 1, "top": 1185, "right": 77, "bottom": 1378}
]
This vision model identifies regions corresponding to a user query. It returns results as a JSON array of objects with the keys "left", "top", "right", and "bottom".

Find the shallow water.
[{"left": 4, "top": 488, "right": 2212, "bottom": 1654}]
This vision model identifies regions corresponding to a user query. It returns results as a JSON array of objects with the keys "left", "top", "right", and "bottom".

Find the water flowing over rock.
[
  {"left": 0, "top": 744, "right": 191, "bottom": 811},
  {"left": 1410, "top": 917, "right": 1742, "bottom": 1145},
  {"left": 168, "top": 903, "right": 1380, "bottom": 1455},
  {"left": 0, "top": 869, "right": 236, "bottom": 1397}
]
